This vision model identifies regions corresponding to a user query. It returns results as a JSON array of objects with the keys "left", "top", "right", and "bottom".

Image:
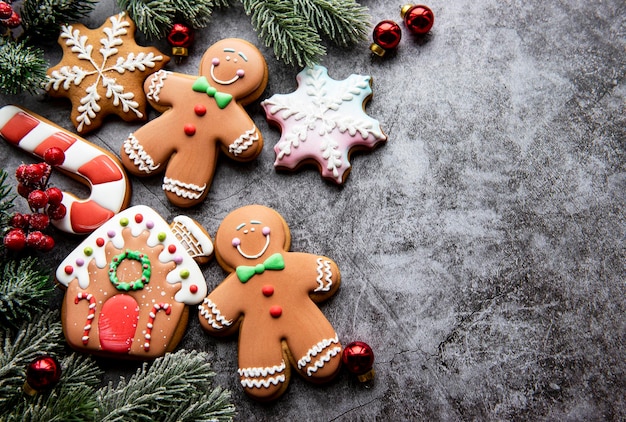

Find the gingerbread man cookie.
[
  {"left": 121, "top": 38, "right": 268, "bottom": 208},
  {"left": 56, "top": 205, "right": 213, "bottom": 359},
  {"left": 198, "top": 205, "right": 342, "bottom": 401},
  {"left": 262, "top": 65, "right": 387, "bottom": 184},
  {"left": 45, "top": 13, "right": 169, "bottom": 134}
]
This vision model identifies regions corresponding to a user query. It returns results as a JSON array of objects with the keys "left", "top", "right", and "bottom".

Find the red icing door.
[{"left": 98, "top": 294, "right": 139, "bottom": 353}]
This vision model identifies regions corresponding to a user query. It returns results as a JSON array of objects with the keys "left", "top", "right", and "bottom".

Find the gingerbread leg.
[{"left": 289, "top": 331, "right": 342, "bottom": 383}]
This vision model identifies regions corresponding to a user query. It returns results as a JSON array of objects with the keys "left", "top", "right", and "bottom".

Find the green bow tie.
[
  {"left": 236, "top": 253, "right": 285, "bottom": 283},
  {"left": 192, "top": 76, "right": 233, "bottom": 109}
]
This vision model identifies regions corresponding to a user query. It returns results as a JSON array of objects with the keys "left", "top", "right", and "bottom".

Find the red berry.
[
  {"left": 28, "top": 190, "right": 48, "bottom": 209},
  {"left": 22, "top": 164, "right": 44, "bottom": 184},
  {"left": 17, "top": 183, "right": 33, "bottom": 199},
  {"left": 43, "top": 147, "right": 65, "bottom": 166},
  {"left": 47, "top": 203, "right": 67, "bottom": 220},
  {"left": 29, "top": 213, "right": 50, "bottom": 230},
  {"left": 45, "top": 187, "right": 63, "bottom": 206},
  {"left": 0, "top": 2, "right": 13, "bottom": 20},
  {"left": 26, "top": 231, "right": 45, "bottom": 248},
  {"left": 4, "top": 228, "right": 26, "bottom": 251},
  {"left": 15, "top": 164, "right": 27, "bottom": 182},
  {"left": 39, "top": 235, "right": 55, "bottom": 252},
  {"left": 38, "top": 162, "right": 51, "bottom": 180},
  {"left": 3, "top": 11, "right": 21, "bottom": 29},
  {"left": 10, "top": 212, "right": 29, "bottom": 229}
]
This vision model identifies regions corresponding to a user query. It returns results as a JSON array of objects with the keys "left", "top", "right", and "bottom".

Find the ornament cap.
[
  {"left": 400, "top": 4, "right": 413, "bottom": 19},
  {"left": 357, "top": 368, "right": 376, "bottom": 383},
  {"left": 171, "top": 46, "right": 189, "bottom": 57},
  {"left": 369, "top": 43, "right": 387, "bottom": 57},
  {"left": 22, "top": 381, "right": 38, "bottom": 396}
]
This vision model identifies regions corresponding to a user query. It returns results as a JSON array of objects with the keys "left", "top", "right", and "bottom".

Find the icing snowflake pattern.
[
  {"left": 45, "top": 13, "right": 167, "bottom": 133},
  {"left": 262, "top": 65, "right": 387, "bottom": 184}
]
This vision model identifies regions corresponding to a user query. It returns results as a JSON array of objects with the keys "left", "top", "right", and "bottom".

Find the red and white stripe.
[
  {"left": 74, "top": 292, "right": 97, "bottom": 345},
  {"left": 143, "top": 303, "right": 171, "bottom": 351},
  {"left": 0, "top": 105, "right": 129, "bottom": 234}
]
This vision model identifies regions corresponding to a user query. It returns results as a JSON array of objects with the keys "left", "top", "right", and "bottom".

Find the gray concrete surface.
[{"left": 1, "top": 0, "right": 624, "bottom": 420}]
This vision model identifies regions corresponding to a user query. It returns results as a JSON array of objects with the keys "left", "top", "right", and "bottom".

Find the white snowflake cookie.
[
  {"left": 262, "top": 65, "right": 387, "bottom": 184},
  {"left": 45, "top": 13, "right": 169, "bottom": 134}
]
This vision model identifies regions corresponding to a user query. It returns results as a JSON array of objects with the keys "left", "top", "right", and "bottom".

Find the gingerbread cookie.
[
  {"left": 198, "top": 205, "right": 342, "bottom": 401},
  {"left": 0, "top": 105, "right": 130, "bottom": 234},
  {"left": 56, "top": 205, "right": 212, "bottom": 359},
  {"left": 120, "top": 38, "right": 268, "bottom": 208},
  {"left": 45, "top": 13, "right": 169, "bottom": 134},
  {"left": 262, "top": 65, "right": 387, "bottom": 184}
]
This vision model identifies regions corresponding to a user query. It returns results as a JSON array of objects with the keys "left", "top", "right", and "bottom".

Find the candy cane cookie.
[{"left": 0, "top": 105, "right": 130, "bottom": 234}]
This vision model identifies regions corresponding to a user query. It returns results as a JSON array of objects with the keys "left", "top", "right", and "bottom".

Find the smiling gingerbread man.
[
  {"left": 198, "top": 205, "right": 342, "bottom": 401},
  {"left": 121, "top": 38, "right": 268, "bottom": 208}
]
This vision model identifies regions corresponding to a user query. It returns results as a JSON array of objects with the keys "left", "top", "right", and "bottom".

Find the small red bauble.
[
  {"left": 401, "top": 4, "right": 434, "bottom": 35},
  {"left": 167, "top": 22, "right": 194, "bottom": 61},
  {"left": 370, "top": 20, "right": 402, "bottom": 57},
  {"left": 23, "top": 355, "right": 62, "bottom": 396},
  {"left": 0, "top": 2, "right": 13, "bottom": 20},
  {"left": 342, "top": 341, "right": 375, "bottom": 382},
  {"left": 43, "top": 147, "right": 66, "bottom": 166}
]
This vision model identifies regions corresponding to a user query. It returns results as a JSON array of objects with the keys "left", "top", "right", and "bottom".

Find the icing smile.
[
  {"left": 232, "top": 221, "right": 270, "bottom": 259},
  {"left": 211, "top": 48, "right": 247, "bottom": 85}
]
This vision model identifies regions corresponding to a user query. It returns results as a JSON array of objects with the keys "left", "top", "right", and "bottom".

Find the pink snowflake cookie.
[{"left": 262, "top": 65, "right": 387, "bottom": 184}]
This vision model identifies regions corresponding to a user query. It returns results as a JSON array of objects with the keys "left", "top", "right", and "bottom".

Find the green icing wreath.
[{"left": 109, "top": 249, "right": 151, "bottom": 291}]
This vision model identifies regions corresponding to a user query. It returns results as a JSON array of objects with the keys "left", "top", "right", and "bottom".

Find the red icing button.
[
  {"left": 189, "top": 284, "right": 198, "bottom": 294},
  {"left": 64, "top": 265, "right": 74, "bottom": 275},
  {"left": 96, "top": 237, "right": 105, "bottom": 247},
  {"left": 184, "top": 124, "right": 196, "bottom": 136},
  {"left": 269, "top": 306, "right": 282, "bottom": 318},
  {"left": 194, "top": 104, "right": 207, "bottom": 116},
  {"left": 135, "top": 213, "right": 143, "bottom": 223},
  {"left": 168, "top": 244, "right": 177, "bottom": 253},
  {"left": 262, "top": 285, "right": 274, "bottom": 297}
]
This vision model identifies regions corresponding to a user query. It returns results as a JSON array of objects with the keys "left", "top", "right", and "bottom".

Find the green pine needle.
[
  {"left": 117, "top": 0, "right": 174, "bottom": 39},
  {"left": 20, "top": 0, "right": 99, "bottom": 40},
  {"left": 0, "top": 40, "right": 48, "bottom": 95},
  {"left": 0, "top": 258, "right": 55, "bottom": 329},
  {"left": 96, "top": 350, "right": 235, "bottom": 422}
]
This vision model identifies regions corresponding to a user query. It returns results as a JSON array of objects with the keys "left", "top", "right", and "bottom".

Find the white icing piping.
[
  {"left": 240, "top": 375, "right": 286, "bottom": 389},
  {"left": 210, "top": 64, "right": 240, "bottom": 85},
  {"left": 314, "top": 258, "right": 333, "bottom": 292},
  {"left": 123, "top": 134, "right": 160, "bottom": 172},
  {"left": 297, "top": 335, "right": 340, "bottom": 375},
  {"left": 237, "top": 234, "right": 270, "bottom": 259},
  {"left": 199, "top": 297, "right": 233, "bottom": 329},
  {"left": 146, "top": 70, "right": 169, "bottom": 103},
  {"left": 162, "top": 177, "right": 206, "bottom": 199},
  {"left": 238, "top": 360, "right": 286, "bottom": 378},
  {"left": 228, "top": 125, "right": 258, "bottom": 156}
]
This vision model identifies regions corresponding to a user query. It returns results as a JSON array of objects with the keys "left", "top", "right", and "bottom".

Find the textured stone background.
[{"left": 1, "top": 0, "right": 624, "bottom": 420}]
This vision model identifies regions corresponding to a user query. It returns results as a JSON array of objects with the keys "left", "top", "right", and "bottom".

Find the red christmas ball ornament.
[
  {"left": 0, "top": 1, "right": 13, "bottom": 20},
  {"left": 23, "top": 355, "right": 61, "bottom": 396},
  {"left": 342, "top": 341, "right": 375, "bottom": 382},
  {"left": 167, "top": 22, "right": 194, "bottom": 62},
  {"left": 401, "top": 4, "right": 434, "bottom": 36},
  {"left": 370, "top": 20, "right": 402, "bottom": 57}
]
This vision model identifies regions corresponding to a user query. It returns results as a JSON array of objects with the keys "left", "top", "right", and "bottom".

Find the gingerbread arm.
[
  {"left": 198, "top": 274, "right": 244, "bottom": 336},
  {"left": 143, "top": 70, "right": 195, "bottom": 112},
  {"left": 216, "top": 107, "right": 264, "bottom": 162}
]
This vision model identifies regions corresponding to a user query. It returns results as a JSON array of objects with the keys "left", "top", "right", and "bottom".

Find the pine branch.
[
  {"left": 0, "top": 39, "right": 48, "bottom": 95},
  {"left": 96, "top": 350, "right": 235, "bottom": 422},
  {"left": 19, "top": 0, "right": 99, "bottom": 40},
  {"left": 293, "top": 0, "right": 370, "bottom": 46},
  {"left": 0, "top": 257, "right": 55, "bottom": 328},
  {"left": 0, "top": 169, "right": 16, "bottom": 229},
  {"left": 242, "top": 0, "right": 325, "bottom": 67}
]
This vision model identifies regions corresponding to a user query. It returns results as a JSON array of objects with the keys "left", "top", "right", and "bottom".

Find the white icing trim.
[
  {"left": 238, "top": 360, "right": 287, "bottom": 389},
  {"left": 123, "top": 133, "right": 160, "bottom": 172},
  {"left": 240, "top": 375, "right": 286, "bottom": 389},
  {"left": 55, "top": 205, "right": 208, "bottom": 304},
  {"left": 162, "top": 177, "right": 206, "bottom": 199},
  {"left": 211, "top": 64, "right": 241, "bottom": 85},
  {"left": 198, "top": 297, "right": 233, "bottom": 329},
  {"left": 228, "top": 125, "right": 258, "bottom": 156},
  {"left": 297, "top": 335, "right": 340, "bottom": 376},
  {"left": 146, "top": 70, "right": 169, "bottom": 103},
  {"left": 314, "top": 258, "right": 333, "bottom": 292},
  {"left": 236, "top": 234, "right": 270, "bottom": 259},
  {"left": 171, "top": 215, "right": 214, "bottom": 259}
]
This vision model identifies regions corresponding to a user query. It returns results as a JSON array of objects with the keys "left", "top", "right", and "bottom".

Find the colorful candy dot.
[
  {"left": 76, "top": 258, "right": 84, "bottom": 267},
  {"left": 189, "top": 284, "right": 198, "bottom": 294},
  {"left": 269, "top": 306, "right": 282, "bottom": 318},
  {"left": 194, "top": 104, "right": 207, "bottom": 116},
  {"left": 180, "top": 269, "right": 190, "bottom": 279},
  {"left": 262, "top": 285, "right": 274, "bottom": 297},
  {"left": 96, "top": 238, "right": 105, "bottom": 247},
  {"left": 184, "top": 124, "right": 196, "bottom": 136},
  {"left": 158, "top": 232, "right": 167, "bottom": 242},
  {"left": 135, "top": 213, "right": 143, "bottom": 223},
  {"left": 107, "top": 230, "right": 116, "bottom": 238},
  {"left": 146, "top": 221, "right": 154, "bottom": 229},
  {"left": 64, "top": 265, "right": 74, "bottom": 275},
  {"left": 174, "top": 255, "right": 184, "bottom": 264},
  {"left": 119, "top": 217, "right": 129, "bottom": 227},
  {"left": 84, "top": 246, "right": 93, "bottom": 256},
  {"left": 168, "top": 244, "right": 177, "bottom": 254}
]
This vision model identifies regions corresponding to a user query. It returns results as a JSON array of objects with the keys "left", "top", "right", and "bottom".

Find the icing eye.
[
  {"left": 262, "top": 227, "right": 270, "bottom": 236},
  {"left": 236, "top": 69, "right": 245, "bottom": 78},
  {"left": 212, "top": 57, "right": 220, "bottom": 66},
  {"left": 232, "top": 237, "right": 241, "bottom": 247}
]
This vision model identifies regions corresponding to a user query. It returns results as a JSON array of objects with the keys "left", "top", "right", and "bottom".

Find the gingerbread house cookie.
[
  {"left": 56, "top": 205, "right": 212, "bottom": 359},
  {"left": 198, "top": 205, "right": 342, "bottom": 401}
]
